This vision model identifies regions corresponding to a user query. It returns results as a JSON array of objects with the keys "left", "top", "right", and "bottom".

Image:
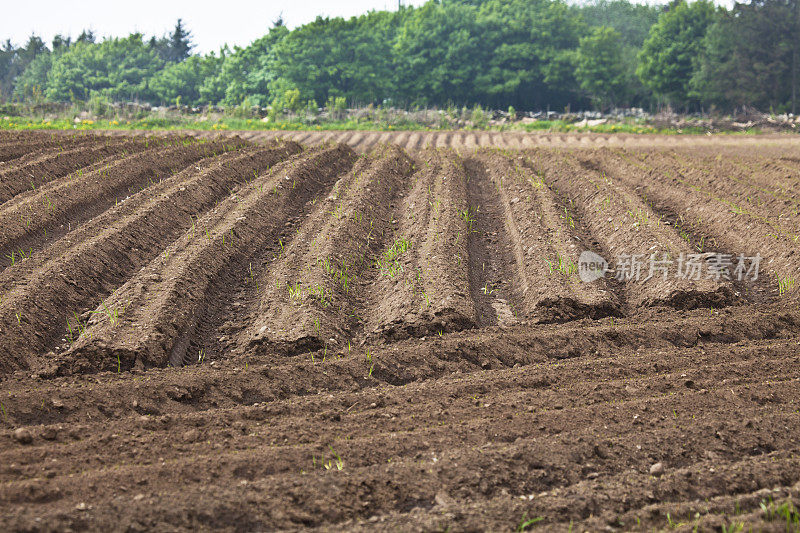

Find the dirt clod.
[
  {"left": 13, "top": 428, "right": 32, "bottom": 444},
  {"left": 650, "top": 462, "right": 665, "bottom": 477}
]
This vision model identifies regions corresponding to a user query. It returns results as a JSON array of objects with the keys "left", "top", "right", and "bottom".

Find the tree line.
[{"left": 1, "top": 0, "right": 798, "bottom": 114}]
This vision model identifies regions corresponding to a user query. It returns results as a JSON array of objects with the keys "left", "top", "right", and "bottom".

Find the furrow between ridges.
[
  {"left": 0, "top": 142, "right": 302, "bottom": 377},
  {"left": 54, "top": 144, "right": 356, "bottom": 374}
]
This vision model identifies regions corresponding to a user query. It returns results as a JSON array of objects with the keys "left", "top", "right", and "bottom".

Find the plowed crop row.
[
  {"left": 100, "top": 128, "right": 800, "bottom": 153},
  {"left": 0, "top": 137, "right": 153, "bottom": 204},
  {"left": 0, "top": 131, "right": 99, "bottom": 163},
  {"left": 1, "top": 132, "right": 799, "bottom": 532}
]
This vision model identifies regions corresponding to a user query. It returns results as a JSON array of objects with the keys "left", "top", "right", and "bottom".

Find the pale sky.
[{"left": 0, "top": 0, "right": 428, "bottom": 54}]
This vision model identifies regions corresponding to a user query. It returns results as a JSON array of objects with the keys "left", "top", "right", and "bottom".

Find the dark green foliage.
[
  {"left": 149, "top": 19, "right": 193, "bottom": 63},
  {"left": 636, "top": 0, "right": 717, "bottom": 106},
  {"left": 76, "top": 30, "right": 96, "bottom": 45},
  {"left": 394, "top": 2, "right": 483, "bottom": 106},
  {"left": 575, "top": 27, "right": 629, "bottom": 109},
  {"left": 692, "top": 0, "right": 800, "bottom": 113},
  {"left": 150, "top": 55, "right": 222, "bottom": 107},
  {"left": 13, "top": 51, "right": 52, "bottom": 102},
  {"left": 472, "top": 0, "right": 585, "bottom": 109},
  {"left": 45, "top": 34, "right": 163, "bottom": 102},
  {"left": 0, "top": 35, "right": 47, "bottom": 100},
  {"left": 578, "top": 0, "right": 661, "bottom": 47},
  {"left": 215, "top": 25, "right": 289, "bottom": 107},
  {"left": 0, "top": 0, "right": 796, "bottom": 113},
  {"left": 272, "top": 12, "right": 399, "bottom": 106}
]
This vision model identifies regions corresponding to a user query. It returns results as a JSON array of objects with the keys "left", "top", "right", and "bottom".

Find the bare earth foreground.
[{"left": 1, "top": 130, "right": 799, "bottom": 532}]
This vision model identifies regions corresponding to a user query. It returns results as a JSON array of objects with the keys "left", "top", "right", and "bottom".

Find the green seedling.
[
  {"left": 287, "top": 282, "right": 303, "bottom": 301},
  {"left": 324, "top": 446, "right": 344, "bottom": 471},
  {"left": 561, "top": 206, "right": 575, "bottom": 228},
  {"left": 66, "top": 312, "right": 90, "bottom": 345},
  {"left": 93, "top": 302, "right": 121, "bottom": 326},
  {"left": 517, "top": 513, "right": 543, "bottom": 532},
  {"left": 309, "top": 284, "right": 329, "bottom": 306},
  {"left": 459, "top": 206, "right": 479, "bottom": 232},
  {"left": 376, "top": 237, "right": 412, "bottom": 278},
  {"left": 315, "top": 446, "right": 345, "bottom": 471},
  {"left": 421, "top": 290, "right": 431, "bottom": 309},
  {"left": 626, "top": 208, "right": 650, "bottom": 228},
  {"left": 777, "top": 273, "right": 796, "bottom": 296},
  {"left": 545, "top": 254, "right": 578, "bottom": 278},
  {"left": 248, "top": 262, "right": 259, "bottom": 293},
  {"left": 666, "top": 513, "right": 685, "bottom": 529},
  {"left": 721, "top": 522, "right": 744, "bottom": 533},
  {"left": 761, "top": 497, "right": 800, "bottom": 530}
]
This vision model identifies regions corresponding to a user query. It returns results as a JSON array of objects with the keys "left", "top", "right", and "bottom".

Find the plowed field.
[{"left": 1, "top": 130, "right": 799, "bottom": 532}]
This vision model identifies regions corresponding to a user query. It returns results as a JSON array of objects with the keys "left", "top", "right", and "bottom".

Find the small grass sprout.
[
  {"left": 545, "top": 254, "right": 578, "bottom": 278},
  {"left": 376, "top": 237, "right": 412, "bottom": 278},
  {"left": 516, "top": 513, "right": 543, "bottom": 532},
  {"left": 287, "top": 282, "right": 303, "bottom": 301},
  {"left": 777, "top": 273, "right": 796, "bottom": 297},
  {"left": 459, "top": 206, "right": 479, "bottom": 232},
  {"left": 312, "top": 446, "right": 345, "bottom": 471},
  {"left": 760, "top": 497, "right": 799, "bottom": 530}
]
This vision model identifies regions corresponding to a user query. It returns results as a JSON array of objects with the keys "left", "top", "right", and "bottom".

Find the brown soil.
[
  {"left": 367, "top": 149, "right": 478, "bottom": 339},
  {"left": 0, "top": 131, "right": 98, "bottom": 163},
  {"left": 0, "top": 137, "right": 154, "bottom": 204},
  {"left": 100, "top": 128, "right": 800, "bottom": 154},
  {"left": 1, "top": 132, "right": 799, "bottom": 532}
]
